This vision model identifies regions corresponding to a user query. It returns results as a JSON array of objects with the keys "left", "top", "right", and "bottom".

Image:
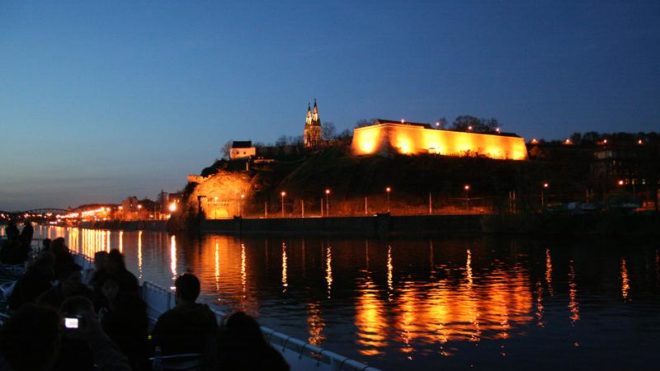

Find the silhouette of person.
[
  {"left": 8, "top": 252, "right": 55, "bottom": 310},
  {"left": 217, "top": 311, "right": 290, "bottom": 371},
  {"left": 100, "top": 276, "right": 150, "bottom": 371},
  {"left": 0, "top": 303, "right": 61, "bottom": 371},
  {"left": 4, "top": 220, "right": 19, "bottom": 241},
  {"left": 19, "top": 220, "right": 34, "bottom": 249},
  {"left": 151, "top": 273, "right": 218, "bottom": 356},
  {"left": 51, "top": 238, "right": 77, "bottom": 281}
]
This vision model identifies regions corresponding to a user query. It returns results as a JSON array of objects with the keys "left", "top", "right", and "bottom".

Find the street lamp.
[
  {"left": 240, "top": 194, "right": 245, "bottom": 217},
  {"left": 168, "top": 202, "right": 177, "bottom": 213},
  {"left": 325, "top": 188, "right": 331, "bottom": 216},
  {"left": 541, "top": 182, "right": 549, "bottom": 208},
  {"left": 386, "top": 187, "right": 391, "bottom": 212},
  {"left": 464, "top": 184, "right": 470, "bottom": 209},
  {"left": 280, "top": 191, "right": 286, "bottom": 217}
]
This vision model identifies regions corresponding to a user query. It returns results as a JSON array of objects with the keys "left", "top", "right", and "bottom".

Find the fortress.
[{"left": 351, "top": 119, "right": 528, "bottom": 160}]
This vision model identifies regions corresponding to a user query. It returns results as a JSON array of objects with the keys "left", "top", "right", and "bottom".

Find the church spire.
[
  {"left": 312, "top": 98, "right": 320, "bottom": 125},
  {"left": 305, "top": 102, "right": 312, "bottom": 126},
  {"left": 304, "top": 99, "right": 322, "bottom": 149}
]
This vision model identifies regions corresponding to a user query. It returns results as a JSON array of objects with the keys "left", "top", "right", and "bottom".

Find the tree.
[
  {"left": 322, "top": 122, "right": 336, "bottom": 140},
  {"left": 451, "top": 115, "right": 482, "bottom": 131},
  {"left": 570, "top": 132, "right": 583, "bottom": 145},
  {"left": 221, "top": 140, "right": 233, "bottom": 160},
  {"left": 451, "top": 115, "right": 500, "bottom": 133},
  {"left": 275, "top": 135, "right": 288, "bottom": 147},
  {"left": 433, "top": 117, "right": 448, "bottom": 129}
]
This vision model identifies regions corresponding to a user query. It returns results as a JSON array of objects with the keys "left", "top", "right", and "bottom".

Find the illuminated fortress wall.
[{"left": 351, "top": 123, "right": 528, "bottom": 160}]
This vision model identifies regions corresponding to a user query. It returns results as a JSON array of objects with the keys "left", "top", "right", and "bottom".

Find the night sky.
[{"left": 1, "top": 1, "right": 659, "bottom": 210}]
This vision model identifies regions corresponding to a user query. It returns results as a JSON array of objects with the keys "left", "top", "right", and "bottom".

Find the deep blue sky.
[{"left": 1, "top": 1, "right": 659, "bottom": 210}]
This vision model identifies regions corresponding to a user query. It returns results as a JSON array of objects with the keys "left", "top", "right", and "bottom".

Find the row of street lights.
[
  {"left": 281, "top": 189, "right": 332, "bottom": 217},
  {"left": 199, "top": 178, "right": 641, "bottom": 219},
  {"left": 278, "top": 185, "right": 479, "bottom": 216}
]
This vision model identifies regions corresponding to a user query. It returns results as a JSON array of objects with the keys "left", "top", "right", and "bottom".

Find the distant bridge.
[{"left": 24, "top": 208, "right": 69, "bottom": 215}]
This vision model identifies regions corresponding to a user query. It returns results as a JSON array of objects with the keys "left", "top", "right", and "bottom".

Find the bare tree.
[
  {"left": 221, "top": 140, "right": 233, "bottom": 159},
  {"left": 322, "top": 122, "right": 336, "bottom": 140}
]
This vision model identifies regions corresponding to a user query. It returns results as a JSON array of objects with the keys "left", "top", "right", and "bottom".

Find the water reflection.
[
  {"left": 535, "top": 282, "right": 544, "bottom": 327},
  {"left": 281, "top": 242, "right": 288, "bottom": 294},
  {"left": 137, "top": 231, "right": 143, "bottom": 279},
  {"left": 466, "top": 249, "right": 473, "bottom": 288},
  {"left": 214, "top": 241, "right": 220, "bottom": 291},
  {"left": 240, "top": 243, "right": 246, "bottom": 299},
  {"left": 356, "top": 274, "right": 387, "bottom": 356},
  {"left": 307, "top": 301, "right": 325, "bottom": 346},
  {"left": 30, "top": 227, "right": 660, "bottom": 371},
  {"left": 568, "top": 260, "right": 579, "bottom": 324},
  {"left": 325, "top": 244, "right": 333, "bottom": 299},
  {"left": 621, "top": 258, "right": 630, "bottom": 301},
  {"left": 545, "top": 248, "right": 553, "bottom": 296},
  {"left": 170, "top": 235, "right": 177, "bottom": 280},
  {"left": 387, "top": 245, "right": 393, "bottom": 302},
  {"left": 119, "top": 231, "right": 123, "bottom": 253}
]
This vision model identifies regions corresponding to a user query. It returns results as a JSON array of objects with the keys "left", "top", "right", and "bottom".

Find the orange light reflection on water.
[
  {"left": 355, "top": 250, "right": 533, "bottom": 356},
  {"left": 356, "top": 276, "right": 387, "bottom": 356},
  {"left": 545, "top": 248, "right": 553, "bottom": 296},
  {"left": 387, "top": 245, "right": 393, "bottom": 302},
  {"left": 170, "top": 235, "right": 177, "bottom": 280},
  {"left": 137, "top": 231, "right": 143, "bottom": 280},
  {"left": 241, "top": 243, "right": 247, "bottom": 298},
  {"left": 325, "top": 244, "right": 333, "bottom": 299},
  {"left": 621, "top": 258, "right": 630, "bottom": 301},
  {"left": 307, "top": 301, "right": 326, "bottom": 346},
  {"left": 535, "top": 282, "right": 544, "bottom": 327},
  {"left": 118, "top": 231, "right": 123, "bottom": 253},
  {"left": 281, "top": 242, "right": 288, "bottom": 294},
  {"left": 568, "top": 260, "right": 579, "bottom": 324}
]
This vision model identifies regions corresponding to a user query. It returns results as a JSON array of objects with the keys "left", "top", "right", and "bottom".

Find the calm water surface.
[{"left": 29, "top": 226, "right": 660, "bottom": 370}]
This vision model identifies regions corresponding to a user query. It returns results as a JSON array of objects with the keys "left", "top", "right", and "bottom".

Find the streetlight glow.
[
  {"left": 464, "top": 185, "right": 470, "bottom": 209},
  {"left": 541, "top": 182, "right": 549, "bottom": 208},
  {"left": 385, "top": 187, "right": 392, "bottom": 212},
  {"left": 168, "top": 202, "right": 177, "bottom": 212},
  {"left": 325, "top": 188, "right": 331, "bottom": 216}
]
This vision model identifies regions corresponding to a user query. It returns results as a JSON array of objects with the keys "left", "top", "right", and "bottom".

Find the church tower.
[{"left": 304, "top": 99, "right": 322, "bottom": 149}]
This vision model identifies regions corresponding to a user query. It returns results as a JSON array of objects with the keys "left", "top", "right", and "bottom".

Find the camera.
[{"left": 64, "top": 316, "right": 85, "bottom": 330}]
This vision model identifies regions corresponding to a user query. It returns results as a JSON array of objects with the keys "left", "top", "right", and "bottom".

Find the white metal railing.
[{"left": 72, "top": 254, "right": 379, "bottom": 371}]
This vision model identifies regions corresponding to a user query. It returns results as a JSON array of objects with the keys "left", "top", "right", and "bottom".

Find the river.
[{"left": 21, "top": 226, "right": 660, "bottom": 370}]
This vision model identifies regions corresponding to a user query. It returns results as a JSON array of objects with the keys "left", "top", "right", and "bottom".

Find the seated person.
[
  {"left": 151, "top": 273, "right": 218, "bottom": 355},
  {"left": 0, "top": 304, "right": 61, "bottom": 371},
  {"left": 8, "top": 252, "right": 55, "bottom": 310},
  {"left": 217, "top": 311, "right": 290, "bottom": 371},
  {"left": 0, "top": 301, "right": 132, "bottom": 371},
  {"left": 51, "top": 238, "right": 77, "bottom": 281},
  {"left": 37, "top": 264, "right": 94, "bottom": 309},
  {"left": 100, "top": 276, "right": 150, "bottom": 371},
  {"left": 105, "top": 249, "right": 139, "bottom": 296}
]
